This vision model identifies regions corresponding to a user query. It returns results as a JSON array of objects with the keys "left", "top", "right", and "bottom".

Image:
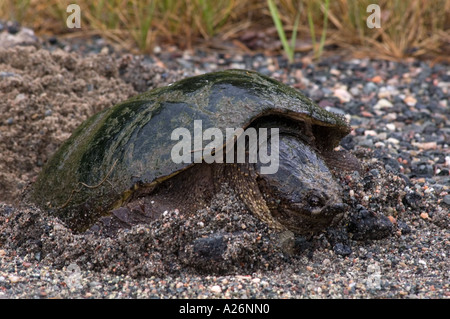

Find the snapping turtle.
[{"left": 30, "top": 69, "right": 361, "bottom": 238}]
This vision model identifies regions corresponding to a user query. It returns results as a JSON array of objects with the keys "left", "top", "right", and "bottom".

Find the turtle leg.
[{"left": 216, "top": 163, "right": 295, "bottom": 253}]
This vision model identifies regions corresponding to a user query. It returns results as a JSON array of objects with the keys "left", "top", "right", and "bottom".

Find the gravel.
[{"left": 0, "top": 22, "right": 448, "bottom": 299}]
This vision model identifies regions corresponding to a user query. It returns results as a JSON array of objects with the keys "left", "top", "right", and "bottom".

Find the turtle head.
[{"left": 256, "top": 133, "right": 346, "bottom": 234}]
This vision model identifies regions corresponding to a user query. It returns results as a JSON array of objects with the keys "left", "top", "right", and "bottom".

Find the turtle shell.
[{"left": 30, "top": 69, "right": 351, "bottom": 231}]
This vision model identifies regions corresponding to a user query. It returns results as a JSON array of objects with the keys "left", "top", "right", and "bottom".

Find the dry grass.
[{"left": 1, "top": 0, "right": 448, "bottom": 61}]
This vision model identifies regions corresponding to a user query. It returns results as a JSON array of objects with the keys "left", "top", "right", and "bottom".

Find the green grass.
[
  {"left": 0, "top": 0, "right": 448, "bottom": 61},
  {"left": 267, "top": 0, "right": 299, "bottom": 62},
  {"left": 307, "top": 0, "right": 329, "bottom": 60}
]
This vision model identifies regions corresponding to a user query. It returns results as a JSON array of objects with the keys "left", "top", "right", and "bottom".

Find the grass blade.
[
  {"left": 267, "top": 0, "right": 293, "bottom": 62},
  {"left": 317, "top": 0, "right": 330, "bottom": 59},
  {"left": 290, "top": 10, "right": 300, "bottom": 54}
]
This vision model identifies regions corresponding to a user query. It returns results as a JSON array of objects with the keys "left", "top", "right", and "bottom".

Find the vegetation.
[{"left": 1, "top": 0, "right": 448, "bottom": 61}]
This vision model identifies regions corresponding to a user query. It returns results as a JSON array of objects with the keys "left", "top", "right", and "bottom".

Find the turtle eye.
[{"left": 308, "top": 194, "right": 323, "bottom": 207}]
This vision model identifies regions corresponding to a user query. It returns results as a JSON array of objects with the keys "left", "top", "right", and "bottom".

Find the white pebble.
[
  {"left": 418, "top": 260, "right": 427, "bottom": 267},
  {"left": 373, "top": 98, "right": 393, "bottom": 109},
  {"left": 210, "top": 285, "right": 222, "bottom": 293},
  {"left": 334, "top": 88, "right": 352, "bottom": 102},
  {"left": 387, "top": 137, "right": 399, "bottom": 144},
  {"left": 8, "top": 275, "right": 20, "bottom": 283},
  {"left": 386, "top": 123, "right": 396, "bottom": 131},
  {"left": 364, "top": 130, "right": 377, "bottom": 136}
]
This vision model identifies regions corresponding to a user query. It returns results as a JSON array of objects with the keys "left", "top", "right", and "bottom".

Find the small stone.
[
  {"left": 442, "top": 195, "right": 450, "bottom": 206},
  {"left": 371, "top": 75, "right": 383, "bottom": 83},
  {"left": 387, "top": 216, "right": 397, "bottom": 224},
  {"left": 330, "top": 68, "right": 340, "bottom": 76},
  {"left": 420, "top": 212, "right": 429, "bottom": 220},
  {"left": 210, "top": 285, "right": 222, "bottom": 293},
  {"left": 358, "top": 138, "right": 374, "bottom": 148},
  {"left": 153, "top": 46, "right": 161, "bottom": 54},
  {"left": 361, "top": 111, "right": 374, "bottom": 117},
  {"left": 378, "top": 86, "right": 397, "bottom": 99},
  {"left": 363, "top": 82, "right": 378, "bottom": 94},
  {"left": 334, "top": 88, "right": 352, "bottom": 103},
  {"left": 387, "top": 137, "right": 399, "bottom": 145},
  {"left": 404, "top": 95, "right": 417, "bottom": 106},
  {"left": 349, "top": 86, "right": 360, "bottom": 96},
  {"left": 369, "top": 169, "right": 380, "bottom": 177},
  {"left": 364, "top": 130, "right": 377, "bottom": 136},
  {"left": 176, "top": 282, "right": 184, "bottom": 289},
  {"left": 100, "top": 46, "right": 109, "bottom": 54},
  {"left": 374, "top": 98, "right": 393, "bottom": 109},
  {"left": 413, "top": 142, "right": 437, "bottom": 150},
  {"left": 7, "top": 21, "right": 20, "bottom": 34},
  {"left": 386, "top": 123, "right": 396, "bottom": 131},
  {"left": 377, "top": 132, "right": 387, "bottom": 140},
  {"left": 8, "top": 275, "right": 20, "bottom": 283}
]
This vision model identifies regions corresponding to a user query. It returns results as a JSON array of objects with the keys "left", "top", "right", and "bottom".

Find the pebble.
[
  {"left": 413, "top": 142, "right": 437, "bottom": 150},
  {"left": 8, "top": 275, "right": 20, "bottom": 283},
  {"left": 210, "top": 285, "right": 222, "bottom": 294},
  {"left": 371, "top": 75, "right": 383, "bottom": 83},
  {"left": 363, "top": 82, "right": 378, "bottom": 94},
  {"left": 374, "top": 98, "right": 393, "bottom": 109},
  {"left": 404, "top": 96, "right": 417, "bottom": 106},
  {"left": 334, "top": 87, "right": 352, "bottom": 102},
  {"left": 420, "top": 212, "right": 429, "bottom": 220},
  {"left": 442, "top": 195, "right": 450, "bottom": 206},
  {"left": 385, "top": 123, "right": 396, "bottom": 131}
]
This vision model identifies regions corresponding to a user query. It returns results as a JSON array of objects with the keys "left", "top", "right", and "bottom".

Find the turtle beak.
[{"left": 296, "top": 202, "right": 346, "bottom": 217}]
